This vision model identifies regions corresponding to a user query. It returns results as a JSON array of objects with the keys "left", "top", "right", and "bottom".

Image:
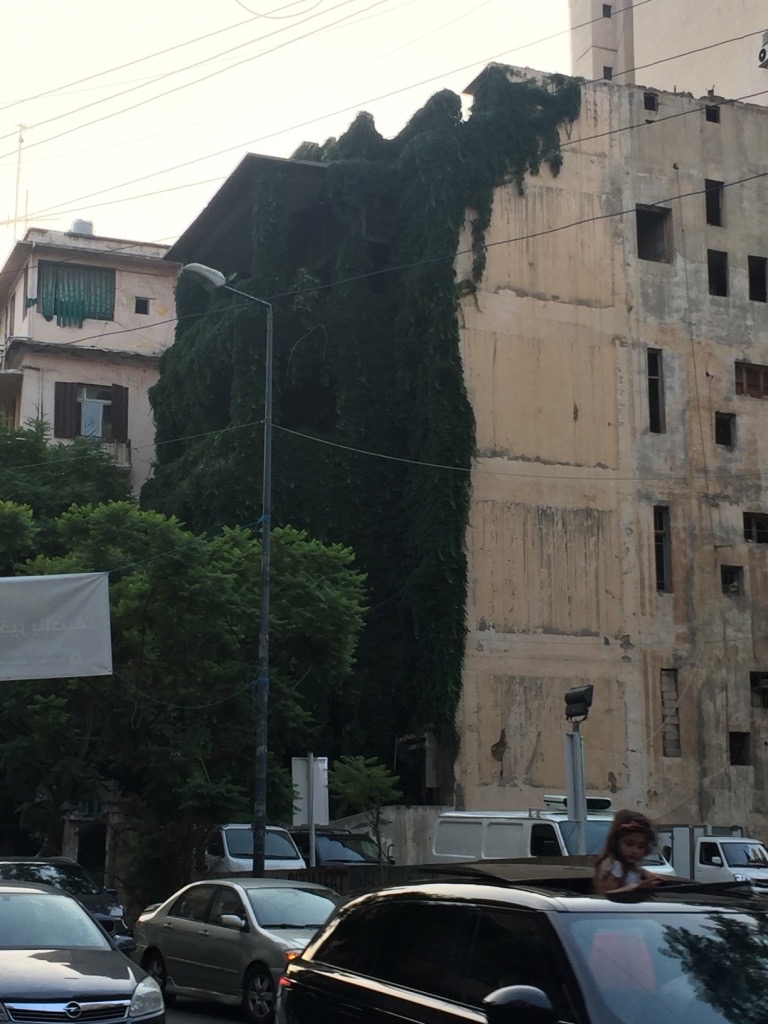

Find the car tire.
[
  {"left": 143, "top": 949, "right": 176, "bottom": 1005},
  {"left": 241, "top": 965, "right": 276, "bottom": 1023}
]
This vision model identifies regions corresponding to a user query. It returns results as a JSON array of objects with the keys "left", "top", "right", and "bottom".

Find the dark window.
[
  {"left": 749, "top": 256, "right": 768, "bottom": 302},
  {"left": 707, "top": 250, "right": 728, "bottom": 296},
  {"left": 660, "top": 669, "right": 681, "bottom": 757},
  {"left": 654, "top": 505, "right": 672, "bottom": 592},
  {"left": 721, "top": 565, "right": 744, "bottom": 595},
  {"left": 168, "top": 884, "right": 214, "bottom": 921},
  {"left": 647, "top": 349, "right": 665, "bottom": 433},
  {"left": 750, "top": 672, "right": 768, "bottom": 710},
  {"left": 603, "top": 3, "right": 612, "bottom": 16},
  {"left": 705, "top": 105, "right": 720, "bottom": 123},
  {"left": 644, "top": 92, "right": 658, "bottom": 112},
  {"left": 22, "top": 267, "right": 28, "bottom": 322},
  {"left": 744, "top": 512, "right": 768, "bottom": 543},
  {"left": 603, "top": 66, "right": 613, "bottom": 80},
  {"left": 699, "top": 841, "right": 720, "bottom": 865},
  {"left": 636, "top": 206, "right": 671, "bottom": 262},
  {"left": 736, "top": 361, "right": 768, "bottom": 398},
  {"left": 715, "top": 412, "right": 736, "bottom": 447},
  {"left": 529, "top": 824, "right": 560, "bottom": 857},
  {"left": 704, "top": 179, "right": 724, "bottom": 226},
  {"left": 134, "top": 296, "right": 150, "bottom": 315},
  {"left": 209, "top": 887, "right": 246, "bottom": 924},
  {"left": 729, "top": 732, "right": 750, "bottom": 766},
  {"left": 53, "top": 381, "right": 128, "bottom": 442},
  {"left": 36, "top": 261, "right": 115, "bottom": 327}
]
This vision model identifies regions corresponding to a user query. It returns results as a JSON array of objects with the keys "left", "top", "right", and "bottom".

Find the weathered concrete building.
[
  {"left": 454, "top": 67, "right": 768, "bottom": 835},
  {"left": 570, "top": 0, "right": 768, "bottom": 102},
  {"left": 0, "top": 225, "right": 179, "bottom": 493}
]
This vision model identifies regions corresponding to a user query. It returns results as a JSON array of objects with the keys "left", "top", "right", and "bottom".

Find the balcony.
[{"left": 94, "top": 437, "right": 131, "bottom": 469}]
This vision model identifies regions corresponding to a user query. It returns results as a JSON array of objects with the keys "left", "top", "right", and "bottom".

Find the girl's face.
[{"left": 618, "top": 830, "right": 649, "bottom": 865}]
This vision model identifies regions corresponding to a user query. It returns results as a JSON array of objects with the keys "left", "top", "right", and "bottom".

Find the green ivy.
[{"left": 143, "top": 67, "right": 581, "bottom": 792}]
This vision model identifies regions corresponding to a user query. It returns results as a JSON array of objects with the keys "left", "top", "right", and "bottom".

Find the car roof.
[
  {"left": 0, "top": 857, "right": 78, "bottom": 865},
  {"left": 188, "top": 876, "right": 336, "bottom": 893},
  {"left": 0, "top": 880, "right": 72, "bottom": 896}
]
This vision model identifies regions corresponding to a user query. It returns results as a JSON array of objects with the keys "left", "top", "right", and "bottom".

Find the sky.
[{"left": 0, "top": 0, "right": 571, "bottom": 261}]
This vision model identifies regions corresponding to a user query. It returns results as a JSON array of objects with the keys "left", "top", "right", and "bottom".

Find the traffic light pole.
[{"left": 564, "top": 720, "right": 588, "bottom": 856}]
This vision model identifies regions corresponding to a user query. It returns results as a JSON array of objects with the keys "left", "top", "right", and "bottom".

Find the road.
[{"left": 167, "top": 999, "right": 243, "bottom": 1024}]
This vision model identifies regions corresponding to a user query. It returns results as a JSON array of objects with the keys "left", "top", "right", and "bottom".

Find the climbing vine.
[{"left": 144, "top": 66, "right": 581, "bottom": 796}]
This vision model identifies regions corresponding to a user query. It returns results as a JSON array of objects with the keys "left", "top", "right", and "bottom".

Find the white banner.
[{"left": 0, "top": 573, "right": 112, "bottom": 681}]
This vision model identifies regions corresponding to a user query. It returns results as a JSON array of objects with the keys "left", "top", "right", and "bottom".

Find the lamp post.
[{"left": 179, "top": 262, "right": 273, "bottom": 877}]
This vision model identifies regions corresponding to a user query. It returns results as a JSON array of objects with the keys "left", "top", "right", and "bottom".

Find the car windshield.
[
  {"left": 0, "top": 862, "right": 101, "bottom": 895},
  {"left": 558, "top": 909, "right": 768, "bottom": 1024},
  {"left": 0, "top": 891, "right": 111, "bottom": 949},
  {"left": 315, "top": 835, "right": 379, "bottom": 863},
  {"left": 721, "top": 843, "right": 768, "bottom": 868},
  {"left": 224, "top": 828, "right": 301, "bottom": 861},
  {"left": 247, "top": 887, "right": 338, "bottom": 929},
  {"left": 559, "top": 820, "right": 611, "bottom": 855}
]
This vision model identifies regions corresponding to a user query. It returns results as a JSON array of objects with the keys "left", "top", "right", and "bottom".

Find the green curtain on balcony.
[{"left": 37, "top": 262, "right": 115, "bottom": 327}]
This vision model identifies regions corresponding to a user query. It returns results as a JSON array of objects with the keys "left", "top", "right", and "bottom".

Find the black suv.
[
  {"left": 276, "top": 864, "right": 768, "bottom": 1023},
  {"left": 289, "top": 827, "right": 389, "bottom": 866},
  {"left": 0, "top": 857, "right": 132, "bottom": 935}
]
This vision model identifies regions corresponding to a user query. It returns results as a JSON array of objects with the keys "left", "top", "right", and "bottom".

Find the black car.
[
  {"left": 275, "top": 864, "right": 768, "bottom": 1023},
  {"left": 0, "top": 856, "right": 132, "bottom": 935},
  {"left": 289, "top": 827, "right": 388, "bottom": 865},
  {"left": 0, "top": 880, "right": 163, "bottom": 1023}
]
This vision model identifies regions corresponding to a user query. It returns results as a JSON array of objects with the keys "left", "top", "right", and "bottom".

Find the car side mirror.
[
  {"left": 219, "top": 914, "right": 246, "bottom": 930},
  {"left": 207, "top": 842, "right": 224, "bottom": 857},
  {"left": 710, "top": 856, "right": 723, "bottom": 867},
  {"left": 483, "top": 985, "right": 557, "bottom": 1024},
  {"left": 113, "top": 934, "right": 137, "bottom": 956}
]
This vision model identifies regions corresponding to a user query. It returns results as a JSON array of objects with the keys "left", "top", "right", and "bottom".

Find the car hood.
[
  {"left": 270, "top": 926, "right": 323, "bottom": 950},
  {"left": 77, "top": 892, "right": 120, "bottom": 916},
  {"left": 0, "top": 949, "right": 143, "bottom": 999}
]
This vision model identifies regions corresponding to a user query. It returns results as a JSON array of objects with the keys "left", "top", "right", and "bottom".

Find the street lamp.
[{"left": 180, "top": 262, "right": 273, "bottom": 877}]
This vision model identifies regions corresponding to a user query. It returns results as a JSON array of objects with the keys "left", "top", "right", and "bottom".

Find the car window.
[
  {"left": 0, "top": 861, "right": 101, "bottom": 895},
  {"left": 0, "top": 891, "right": 110, "bottom": 949},
  {"left": 169, "top": 885, "right": 215, "bottom": 922},
  {"left": 247, "top": 887, "right": 337, "bottom": 928},
  {"left": 265, "top": 831, "right": 302, "bottom": 860},
  {"left": 209, "top": 887, "right": 246, "bottom": 924},
  {"left": 721, "top": 842, "right": 768, "bottom": 868},
  {"left": 699, "top": 841, "right": 720, "bottom": 865}
]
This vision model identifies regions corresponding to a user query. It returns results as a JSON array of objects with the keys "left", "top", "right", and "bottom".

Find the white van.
[
  {"left": 203, "top": 823, "right": 307, "bottom": 874},
  {"left": 429, "top": 798, "right": 674, "bottom": 874}
]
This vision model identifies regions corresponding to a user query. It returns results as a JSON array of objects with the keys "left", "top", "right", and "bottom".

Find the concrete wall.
[
  {"left": 570, "top": 0, "right": 768, "bottom": 103},
  {"left": 454, "top": 72, "right": 768, "bottom": 839}
]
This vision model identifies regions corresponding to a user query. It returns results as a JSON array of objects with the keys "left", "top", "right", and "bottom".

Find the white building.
[
  {"left": 0, "top": 224, "right": 179, "bottom": 493},
  {"left": 570, "top": 0, "right": 767, "bottom": 104}
]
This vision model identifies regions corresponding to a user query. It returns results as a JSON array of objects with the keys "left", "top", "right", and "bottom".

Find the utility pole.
[
  {"left": 564, "top": 685, "right": 593, "bottom": 855},
  {"left": 13, "top": 125, "right": 27, "bottom": 241}
]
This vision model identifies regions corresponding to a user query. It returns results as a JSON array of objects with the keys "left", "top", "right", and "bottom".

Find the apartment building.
[
  {"left": 570, "top": 0, "right": 767, "bottom": 103},
  {"left": 0, "top": 224, "right": 179, "bottom": 493},
  {"left": 455, "top": 67, "right": 768, "bottom": 833}
]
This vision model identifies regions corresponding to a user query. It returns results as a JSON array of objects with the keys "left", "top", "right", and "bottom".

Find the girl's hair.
[{"left": 596, "top": 809, "right": 656, "bottom": 870}]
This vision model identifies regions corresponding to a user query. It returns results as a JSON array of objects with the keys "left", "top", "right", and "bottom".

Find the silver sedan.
[{"left": 133, "top": 877, "right": 339, "bottom": 1024}]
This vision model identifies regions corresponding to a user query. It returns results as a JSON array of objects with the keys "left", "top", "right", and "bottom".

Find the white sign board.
[
  {"left": 292, "top": 755, "right": 329, "bottom": 826},
  {"left": 0, "top": 572, "right": 112, "bottom": 681}
]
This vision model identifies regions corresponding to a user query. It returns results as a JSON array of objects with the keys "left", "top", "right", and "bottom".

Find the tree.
[
  {"left": 0, "top": 501, "right": 366, "bottom": 904},
  {"left": 329, "top": 754, "right": 402, "bottom": 863}
]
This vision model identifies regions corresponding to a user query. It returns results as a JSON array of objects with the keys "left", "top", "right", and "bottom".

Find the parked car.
[
  {"left": 134, "top": 876, "right": 340, "bottom": 1023},
  {"left": 0, "top": 880, "right": 163, "bottom": 1022},
  {"left": 204, "top": 824, "right": 307, "bottom": 874},
  {"left": 288, "top": 827, "right": 389, "bottom": 865},
  {"left": 276, "top": 865, "right": 768, "bottom": 1023},
  {"left": 0, "top": 856, "right": 133, "bottom": 935}
]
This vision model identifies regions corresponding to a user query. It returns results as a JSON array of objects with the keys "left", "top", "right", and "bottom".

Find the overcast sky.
[{"left": 0, "top": 0, "right": 571, "bottom": 260}]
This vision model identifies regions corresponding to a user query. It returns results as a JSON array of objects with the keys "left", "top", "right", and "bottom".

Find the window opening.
[
  {"left": 643, "top": 92, "right": 658, "bottom": 112},
  {"left": 8, "top": 297, "right": 14, "bottom": 338},
  {"left": 134, "top": 296, "right": 150, "bottom": 315},
  {"left": 77, "top": 385, "right": 113, "bottom": 439},
  {"left": 748, "top": 256, "right": 767, "bottom": 302},
  {"left": 704, "top": 179, "right": 724, "bottom": 226},
  {"left": 729, "top": 732, "right": 750, "bottom": 766},
  {"left": 715, "top": 412, "right": 736, "bottom": 447},
  {"left": 744, "top": 512, "right": 768, "bottom": 543},
  {"left": 603, "top": 66, "right": 613, "bottom": 80},
  {"left": 736, "top": 361, "right": 768, "bottom": 398},
  {"left": 660, "top": 669, "right": 681, "bottom": 757},
  {"left": 654, "top": 505, "right": 671, "bottom": 592},
  {"left": 750, "top": 672, "right": 768, "bottom": 710},
  {"left": 647, "top": 349, "right": 665, "bottom": 433},
  {"left": 705, "top": 105, "right": 720, "bottom": 123},
  {"left": 22, "top": 267, "right": 28, "bottom": 321},
  {"left": 602, "top": 4, "right": 612, "bottom": 16},
  {"left": 36, "top": 262, "right": 115, "bottom": 327},
  {"left": 707, "top": 250, "right": 728, "bottom": 296},
  {"left": 720, "top": 566, "right": 744, "bottom": 595},
  {"left": 636, "top": 206, "right": 671, "bottom": 262}
]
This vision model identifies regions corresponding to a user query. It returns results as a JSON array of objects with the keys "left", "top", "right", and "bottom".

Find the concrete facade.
[
  {"left": 0, "top": 227, "right": 179, "bottom": 493},
  {"left": 454, "top": 69, "right": 768, "bottom": 837},
  {"left": 570, "top": 0, "right": 768, "bottom": 103}
]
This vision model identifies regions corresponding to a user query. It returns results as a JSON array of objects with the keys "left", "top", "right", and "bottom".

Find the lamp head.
[
  {"left": 180, "top": 262, "right": 227, "bottom": 292},
  {"left": 564, "top": 684, "right": 594, "bottom": 721}
]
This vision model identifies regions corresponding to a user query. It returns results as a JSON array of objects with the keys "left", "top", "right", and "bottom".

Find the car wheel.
[
  {"left": 241, "top": 965, "right": 276, "bottom": 1023},
  {"left": 143, "top": 950, "right": 176, "bottom": 1005}
]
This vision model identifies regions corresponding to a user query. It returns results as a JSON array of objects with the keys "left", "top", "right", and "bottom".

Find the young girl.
[{"left": 593, "top": 810, "right": 663, "bottom": 893}]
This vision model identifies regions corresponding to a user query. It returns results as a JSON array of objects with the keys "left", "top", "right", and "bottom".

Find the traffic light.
[{"left": 564, "top": 684, "right": 593, "bottom": 721}]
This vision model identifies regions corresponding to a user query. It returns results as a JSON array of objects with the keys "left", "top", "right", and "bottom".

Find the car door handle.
[
  {"left": 162, "top": 922, "right": 174, "bottom": 929},
  {"left": 198, "top": 928, "right": 210, "bottom": 936}
]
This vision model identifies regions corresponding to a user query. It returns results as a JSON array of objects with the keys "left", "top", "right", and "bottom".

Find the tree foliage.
[
  {"left": 143, "top": 67, "right": 581, "bottom": 791},
  {"left": 329, "top": 754, "right": 402, "bottom": 863}
]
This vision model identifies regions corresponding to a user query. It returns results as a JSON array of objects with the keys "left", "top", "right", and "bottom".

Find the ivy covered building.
[{"left": 148, "top": 64, "right": 768, "bottom": 835}]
